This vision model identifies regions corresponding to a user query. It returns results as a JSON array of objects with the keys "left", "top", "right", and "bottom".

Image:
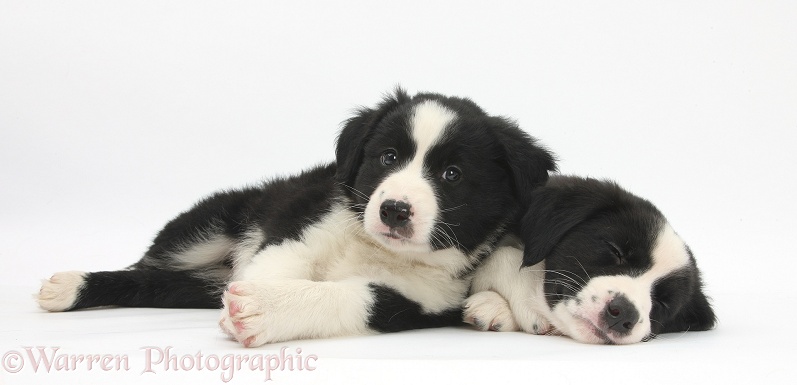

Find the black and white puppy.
[
  {"left": 38, "top": 89, "right": 556, "bottom": 348},
  {"left": 464, "top": 176, "right": 716, "bottom": 344}
]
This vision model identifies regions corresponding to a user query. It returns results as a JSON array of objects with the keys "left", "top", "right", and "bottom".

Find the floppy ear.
[
  {"left": 490, "top": 118, "right": 557, "bottom": 209},
  {"left": 520, "top": 179, "right": 614, "bottom": 267},
  {"left": 335, "top": 88, "right": 411, "bottom": 189}
]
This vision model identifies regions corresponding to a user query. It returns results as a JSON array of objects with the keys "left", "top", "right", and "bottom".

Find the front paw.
[
  {"left": 219, "top": 281, "right": 275, "bottom": 348},
  {"left": 463, "top": 291, "right": 518, "bottom": 332}
]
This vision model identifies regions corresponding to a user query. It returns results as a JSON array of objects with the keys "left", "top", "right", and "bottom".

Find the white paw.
[
  {"left": 219, "top": 281, "right": 268, "bottom": 347},
  {"left": 219, "top": 281, "right": 307, "bottom": 348},
  {"left": 37, "top": 271, "right": 86, "bottom": 312},
  {"left": 514, "top": 306, "right": 555, "bottom": 335},
  {"left": 463, "top": 291, "right": 518, "bottom": 332}
]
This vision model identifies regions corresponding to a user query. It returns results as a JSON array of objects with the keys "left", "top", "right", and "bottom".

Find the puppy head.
[
  {"left": 521, "top": 176, "right": 716, "bottom": 344},
  {"left": 336, "top": 88, "right": 556, "bottom": 256}
]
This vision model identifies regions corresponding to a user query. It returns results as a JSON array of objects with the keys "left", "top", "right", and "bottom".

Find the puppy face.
[
  {"left": 336, "top": 89, "right": 556, "bottom": 257},
  {"left": 522, "top": 176, "right": 716, "bottom": 344},
  {"left": 356, "top": 100, "right": 458, "bottom": 253}
]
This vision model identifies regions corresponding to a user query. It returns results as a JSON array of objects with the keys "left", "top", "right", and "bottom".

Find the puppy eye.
[
  {"left": 603, "top": 240, "right": 624, "bottom": 263},
  {"left": 651, "top": 291, "right": 670, "bottom": 312},
  {"left": 442, "top": 166, "right": 462, "bottom": 182},
  {"left": 380, "top": 149, "right": 398, "bottom": 166}
]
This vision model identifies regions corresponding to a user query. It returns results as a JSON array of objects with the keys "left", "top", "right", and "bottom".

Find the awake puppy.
[
  {"left": 465, "top": 175, "right": 716, "bottom": 344},
  {"left": 38, "top": 89, "right": 556, "bottom": 347}
]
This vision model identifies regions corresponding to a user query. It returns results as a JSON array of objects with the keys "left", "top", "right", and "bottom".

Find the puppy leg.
[
  {"left": 38, "top": 271, "right": 87, "bottom": 311},
  {"left": 219, "top": 279, "right": 375, "bottom": 347},
  {"left": 463, "top": 290, "right": 519, "bottom": 332},
  {"left": 37, "top": 269, "right": 224, "bottom": 311},
  {"left": 470, "top": 246, "right": 554, "bottom": 335},
  {"left": 219, "top": 277, "right": 464, "bottom": 347},
  {"left": 219, "top": 229, "right": 464, "bottom": 346}
]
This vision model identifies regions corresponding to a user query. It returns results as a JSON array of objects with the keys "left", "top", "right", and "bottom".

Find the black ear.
[
  {"left": 335, "top": 87, "right": 411, "bottom": 189},
  {"left": 491, "top": 118, "right": 557, "bottom": 209},
  {"left": 520, "top": 178, "right": 614, "bottom": 267}
]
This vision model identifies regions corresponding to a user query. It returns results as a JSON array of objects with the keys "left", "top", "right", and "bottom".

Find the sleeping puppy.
[
  {"left": 464, "top": 175, "right": 716, "bottom": 344},
  {"left": 37, "top": 88, "right": 556, "bottom": 348}
]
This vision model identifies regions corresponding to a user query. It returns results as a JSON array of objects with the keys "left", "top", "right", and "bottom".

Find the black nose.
[
  {"left": 380, "top": 200, "right": 411, "bottom": 228},
  {"left": 603, "top": 294, "right": 640, "bottom": 335}
]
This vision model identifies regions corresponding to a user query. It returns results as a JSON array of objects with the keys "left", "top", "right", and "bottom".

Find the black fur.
[
  {"left": 70, "top": 164, "right": 339, "bottom": 310},
  {"left": 70, "top": 270, "right": 223, "bottom": 309},
  {"left": 367, "top": 284, "right": 463, "bottom": 332},
  {"left": 520, "top": 175, "right": 716, "bottom": 337}
]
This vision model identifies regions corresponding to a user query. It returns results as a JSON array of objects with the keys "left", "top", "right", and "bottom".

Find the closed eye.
[
  {"left": 603, "top": 240, "right": 624, "bottom": 264},
  {"left": 650, "top": 294, "right": 671, "bottom": 323},
  {"left": 651, "top": 288, "right": 669, "bottom": 310}
]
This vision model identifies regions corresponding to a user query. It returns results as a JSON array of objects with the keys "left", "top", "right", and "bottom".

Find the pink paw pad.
[
  {"left": 228, "top": 284, "right": 241, "bottom": 295},
  {"left": 229, "top": 301, "right": 241, "bottom": 316}
]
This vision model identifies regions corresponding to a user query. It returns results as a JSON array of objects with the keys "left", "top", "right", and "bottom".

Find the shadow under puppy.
[{"left": 465, "top": 175, "right": 716, "bottom": 344}]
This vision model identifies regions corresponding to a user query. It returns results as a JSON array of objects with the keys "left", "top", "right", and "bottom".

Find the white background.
[{"left": 1, "top": 1, "right": 796, "bottom": 384}]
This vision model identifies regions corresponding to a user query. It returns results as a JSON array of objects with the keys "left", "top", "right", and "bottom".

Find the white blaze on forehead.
[
  {"left": 642, "top": 222, "right": 691, "bottom": 282},
  {"left": 410, "top": 100, "right": 456, "bottom": 162},
  {"left": 361, "top": 100, "right": 457, "bottom": 253}
]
